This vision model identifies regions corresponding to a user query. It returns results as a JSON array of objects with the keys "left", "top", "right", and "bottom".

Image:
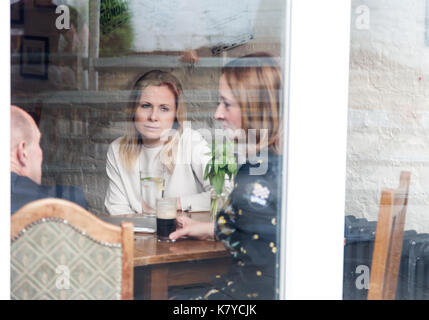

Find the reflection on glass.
[
  {"left": 343, "top": 0, "right": 429, "bottom": 300},
  {"left": 10, "top": 0, "right": 287, "bottom": 301}
]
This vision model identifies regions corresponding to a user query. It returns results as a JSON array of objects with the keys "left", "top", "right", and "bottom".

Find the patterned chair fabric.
[{"left": 11, "top": 218, "right": 123, "bottom": 300}]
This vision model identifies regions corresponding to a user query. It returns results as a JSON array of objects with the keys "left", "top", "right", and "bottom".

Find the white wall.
[{"left": 346, "top": 0, "right": 429, "bottom": 232}]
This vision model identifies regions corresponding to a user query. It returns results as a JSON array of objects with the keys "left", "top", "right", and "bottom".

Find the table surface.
[
  {"left": 116, "top": 211, "right": 232, "bottom": 299},
  {"left": 132, "top": 211, "right": 230, "bottom": 267}
]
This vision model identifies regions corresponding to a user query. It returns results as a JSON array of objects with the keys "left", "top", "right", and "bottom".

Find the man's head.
[{"left": 10, "top": 106, "right": 43, "bottom": 184}]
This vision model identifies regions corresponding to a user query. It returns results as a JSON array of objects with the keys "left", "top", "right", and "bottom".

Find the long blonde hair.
[
  {"left": 222, "top": 52, "right": 282, "bottom": 154},
  {"left": 119, "top": 70, "right": 187, "bottom": 171}
]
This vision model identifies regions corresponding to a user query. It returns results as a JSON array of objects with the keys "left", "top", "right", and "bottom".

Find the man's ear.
[{"left": 16, "top": 141, "right": 28, "bottom": 167}]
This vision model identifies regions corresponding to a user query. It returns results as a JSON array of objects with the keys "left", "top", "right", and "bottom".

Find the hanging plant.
[{"left": 99, "top": 0, "right": 134, "bottom": 57}]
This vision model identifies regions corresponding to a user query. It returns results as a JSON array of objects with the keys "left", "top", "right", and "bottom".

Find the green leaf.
[
  {"left": 212, "top": 173, "right": 225, "bottom": 195},
  {"left": 205, "top": 140, "right": 238, "bottom": 193},
  {"left": 228, "top": 163, "right": 237, "bottom": 174},
  {"left": 204, "top": 164, "right": 211, "bottom": 180},
  {"left": 217, "top": 167, "right": 223, "bottom": 177}
]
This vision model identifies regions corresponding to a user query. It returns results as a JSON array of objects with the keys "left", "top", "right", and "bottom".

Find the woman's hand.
[{"left": 169, "top": 216, "right": 214, "bottom": 241}]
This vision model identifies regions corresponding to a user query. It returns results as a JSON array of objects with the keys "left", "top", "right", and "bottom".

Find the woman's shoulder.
[
  {"left": 107, "top": 136, "right": 126, "bottom": 155},
  {"left": 180, "top": 127, "right": 210, "bottom": 146},
  {"left": 238, "top": 150, "right": 281, "bottom": 177}
]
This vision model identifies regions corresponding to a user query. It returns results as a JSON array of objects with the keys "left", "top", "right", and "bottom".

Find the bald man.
[{"left": 11, "top": 106, "right": 87, "bottom": 214}]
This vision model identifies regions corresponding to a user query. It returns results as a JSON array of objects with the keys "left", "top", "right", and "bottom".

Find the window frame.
[{"left": 280, "top": 0, "right": 351, "bottom": 299}]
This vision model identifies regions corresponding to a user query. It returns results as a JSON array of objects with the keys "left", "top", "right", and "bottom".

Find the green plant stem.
[{"left": 210, "top": 196, "right": 220, "bottom": 221}]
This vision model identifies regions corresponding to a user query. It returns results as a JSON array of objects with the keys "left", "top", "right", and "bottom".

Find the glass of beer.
[{"left": 156, "top": 198, "right": 177, "bottom": 242}]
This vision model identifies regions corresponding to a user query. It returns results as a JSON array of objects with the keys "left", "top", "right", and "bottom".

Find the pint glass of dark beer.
[{"left": 156, "top": 198, "right": 177, "bottom": 241}]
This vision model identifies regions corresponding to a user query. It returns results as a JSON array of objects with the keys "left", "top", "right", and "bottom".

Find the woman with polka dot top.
[{"left": 169, "top": 52, "right": 283, "bottom": 300}]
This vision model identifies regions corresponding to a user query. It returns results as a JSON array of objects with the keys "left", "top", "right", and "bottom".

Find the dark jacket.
[
  {"left": 198, "top": 150, "right": 282, "bottom": 300},
  {"left": 11, "top": 172, "right": 88, "bottom": 214}
]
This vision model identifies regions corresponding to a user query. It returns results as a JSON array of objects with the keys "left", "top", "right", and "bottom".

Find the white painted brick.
[{"left": 347, "top": 0, "right": 429, "bottom": 233}]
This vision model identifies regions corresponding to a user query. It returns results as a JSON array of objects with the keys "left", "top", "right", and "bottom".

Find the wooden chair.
[
  {"left": 368, "top": 171, "right": 411, "bottom": 300},
  {"left": 11, "top": 199, "right": 134, "bottom": 300}
]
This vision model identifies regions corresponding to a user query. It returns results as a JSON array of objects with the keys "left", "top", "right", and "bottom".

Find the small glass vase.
[{"left": 210, "top": 189, "right": 227, "bottom": 221}]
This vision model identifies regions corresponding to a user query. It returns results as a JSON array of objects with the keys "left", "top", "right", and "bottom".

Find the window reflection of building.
[
  {"left": 11, "top": 0, "right": 88, "bottom": 92},
  {"left": 11, "top": 0, "right": 90, "bottom": 184},
  {"left": 126, "top": 0, "right": 261, "bottom": 62},
  {"left": 343, "top": 0, "right": 429, "bottom": 300}
]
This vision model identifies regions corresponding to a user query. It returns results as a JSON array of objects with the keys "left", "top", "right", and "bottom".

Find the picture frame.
[
  {"left": 34, "top": 0, "right": 57, "bottom": 9},
  {"left": 20, "top": 36, "right": 50, "bottom": 80},
  {"left": 11, "top": 1, "right": 24, "bottom": 25}
]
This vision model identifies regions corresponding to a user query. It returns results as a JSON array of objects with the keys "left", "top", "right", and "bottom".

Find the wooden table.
[{"left": 132, "top": 212, "right": 231, "bottom": 300}]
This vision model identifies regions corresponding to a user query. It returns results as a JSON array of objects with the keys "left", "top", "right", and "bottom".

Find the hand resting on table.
[{"left": 169, "top": 216, "right": 214, "bottom": 241}]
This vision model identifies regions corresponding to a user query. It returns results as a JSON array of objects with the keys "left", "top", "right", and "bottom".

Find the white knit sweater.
[{"left": 104, "top": 129, "right": 214, "bottom": 215}]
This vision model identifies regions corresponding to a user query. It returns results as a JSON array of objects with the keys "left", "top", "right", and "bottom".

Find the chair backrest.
[
  {"left": 11, "top": 198, "right": 134, "bottom": 300},
  {"left": 368, "top": 171, "right": 411, "bottom": 300}
]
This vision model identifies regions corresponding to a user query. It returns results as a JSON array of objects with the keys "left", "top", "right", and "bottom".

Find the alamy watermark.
[
  {"left": 355, "top": 5, "right": 370, "bottom": 30},
  {"left": 160, "top": 121, "right": 270, "bottom": 176},
  {"left": 355, "top": 265, "right": 370, "bottom": 290},
  {"left": 55, "top": 5, "right": 71, "bottom": 30}
]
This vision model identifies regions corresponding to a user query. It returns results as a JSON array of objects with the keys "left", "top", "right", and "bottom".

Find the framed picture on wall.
[
  {"left": 34, "top": 0, "right": 57, "bottom": 8},
  {"left": 11, "top": 1, "right": 24, "bottom": 25},
  {"left": 20, "top": 36, "right": 49, "bottom": 80}
]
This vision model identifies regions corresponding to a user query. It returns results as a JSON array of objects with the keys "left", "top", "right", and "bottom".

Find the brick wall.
[{"left": 347, "top": 0, "right": 429, "bottom": 232}]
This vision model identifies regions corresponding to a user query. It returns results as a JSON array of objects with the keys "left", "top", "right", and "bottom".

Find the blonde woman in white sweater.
[{"left": 105, "top": 70, "right": 213, "bottom": 215}]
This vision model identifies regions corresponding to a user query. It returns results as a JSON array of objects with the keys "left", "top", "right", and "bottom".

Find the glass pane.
[
  {"left": 343, "top": 0, "right": 429, "bottom": 299},
  {"left": 10, "top": 0, "right": 287, "bottom": 300}
]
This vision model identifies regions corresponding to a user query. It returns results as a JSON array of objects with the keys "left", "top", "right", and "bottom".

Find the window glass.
[
  {"left": 10, "top": 0, "right": 287, "bottom": 300},
  {"left": 343, "top": 0, "right": 429, "bottom": 299}
]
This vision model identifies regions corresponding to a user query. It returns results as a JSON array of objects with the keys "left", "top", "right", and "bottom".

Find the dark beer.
[
  {"left": 156, "top": 218, "right": 177, "bottom": 241},
  {"left": 156, "top": 198, "right": 177, "bottom": 241}
]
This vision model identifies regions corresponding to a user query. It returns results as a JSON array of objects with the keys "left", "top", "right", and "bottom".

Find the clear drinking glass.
[{"left": 140, "top": 169, "right": 165, "bottom": 215}]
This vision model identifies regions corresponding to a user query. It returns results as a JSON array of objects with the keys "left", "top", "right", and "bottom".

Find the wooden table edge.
[{"left": 134, "top": 249, "right": 230, "bottom": 267}]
